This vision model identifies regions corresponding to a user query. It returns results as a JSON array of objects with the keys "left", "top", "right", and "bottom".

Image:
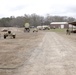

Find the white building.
[{"left": 50, "top": 22, "right": 69, "bottom": 29}]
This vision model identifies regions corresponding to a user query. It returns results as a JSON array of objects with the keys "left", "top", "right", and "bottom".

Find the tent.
[{"left": 69, "top": 22, "right": 76, "bottom": 33}]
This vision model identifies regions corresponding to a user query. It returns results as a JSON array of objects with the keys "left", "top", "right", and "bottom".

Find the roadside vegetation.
[
  {"left": 0, "top": 14, "right": 75, "bottom": 27},
  {"left": 50, "top": 28, "right": 76, "bottom": 43},
  {"left": 50, "top": 28, "right": 66, "bottom": 34}
]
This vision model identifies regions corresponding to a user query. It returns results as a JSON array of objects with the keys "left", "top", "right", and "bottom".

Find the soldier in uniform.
[{"left": 66, "top": 29, "right": 70, "bottom": 35}]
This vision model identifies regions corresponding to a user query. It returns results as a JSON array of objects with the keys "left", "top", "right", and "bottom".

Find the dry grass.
[{"left": 50, "top": 28, "right": 76, "bottom": 44}]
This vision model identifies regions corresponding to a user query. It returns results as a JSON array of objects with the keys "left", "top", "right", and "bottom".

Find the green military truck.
[{"left": 24, "top": 23, "right": 30, "bottom": 32}]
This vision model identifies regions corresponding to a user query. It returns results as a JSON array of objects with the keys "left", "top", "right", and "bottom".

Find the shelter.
[
  {"left": 50, "top": 22, "right": 69, "bottom": 29},
  {"left": 69, "top": 22, "right": 76, "bottom": 33},
  {"left": 69, "top": 22, "right": 76, "bottom": 26}
]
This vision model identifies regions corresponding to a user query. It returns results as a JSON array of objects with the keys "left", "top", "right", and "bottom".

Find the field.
[
  {"left": 0, "top": 27, "right": 44, "bottom": 75},
  {"left": 0, "top": 28, "right": 76, "bottom": 75}
]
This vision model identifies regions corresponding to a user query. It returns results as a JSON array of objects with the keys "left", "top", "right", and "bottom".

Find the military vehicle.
[
  {"left": 4, "top": 31, "right": 16, "bottom": 39},
  {"left": 24, "top": 23, "right": 30, "bottom": 32},
  {"left": 33, "top": 28, "right": 38, "bottom": 32}
]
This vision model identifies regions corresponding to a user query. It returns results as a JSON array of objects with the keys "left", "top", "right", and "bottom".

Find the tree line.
[{"left": 0, "top": 13, "right": 75, "bottom": 27}]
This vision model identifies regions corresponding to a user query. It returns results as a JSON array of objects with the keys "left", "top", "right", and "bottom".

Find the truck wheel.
[
  {"left": 27, "top": 29, "right": 30, "bottom": 32},
  {"left": 12, "top": 35, "right": 15, "bottom": 39},
  {"left": 4, "top": 35, "right": 6, "bottom": 39}
]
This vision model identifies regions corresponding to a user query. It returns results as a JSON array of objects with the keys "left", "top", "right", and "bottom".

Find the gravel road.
[{"left": 14, "top": 32, "right": 76, "bottom": 75}]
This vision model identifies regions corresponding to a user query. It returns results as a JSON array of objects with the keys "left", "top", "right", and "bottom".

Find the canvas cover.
[{"left": 25, "top": 23, "right": 30, "bottom": 28}]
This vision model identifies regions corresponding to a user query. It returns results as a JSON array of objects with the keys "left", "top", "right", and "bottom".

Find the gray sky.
[{"left": 0, "top": 0, "right": 76, "bottom": 18}]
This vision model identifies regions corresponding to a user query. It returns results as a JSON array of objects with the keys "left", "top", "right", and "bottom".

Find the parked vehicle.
[
  {"left": 37, "top": 25, "right": 50, "bottom": 30},
  {"left": 24, "top": 23, "right": 30, "bottom": 32},
  {"left": 4, "top": 31, "right": 16, "bottom": 39}
]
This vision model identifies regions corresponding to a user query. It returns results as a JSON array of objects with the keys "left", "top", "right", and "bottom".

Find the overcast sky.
[{"left": 0, "top": 0, "right": 76, "bottom": 18}]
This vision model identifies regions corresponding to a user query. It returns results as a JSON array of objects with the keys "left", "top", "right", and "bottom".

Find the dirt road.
[
  {"left": 0, "top": 31, "right": 76, "bottom": 75},
  {"left": 14, "top": 32, "right": 76, "bottom": 75}
]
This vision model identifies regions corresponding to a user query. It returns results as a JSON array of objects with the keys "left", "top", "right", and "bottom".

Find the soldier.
[{"left": 66, "top": 29, "right": 70, "bottom": 35}]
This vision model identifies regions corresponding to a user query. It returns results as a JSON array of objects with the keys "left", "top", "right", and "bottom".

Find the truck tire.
[
  {"left": 12, "top": 35, "right": 16, "bottom": 39},
  {"left": 4, "top": 35, "right": 7, "bottom": 39}
]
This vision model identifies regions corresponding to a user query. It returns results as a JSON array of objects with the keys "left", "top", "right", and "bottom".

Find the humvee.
[{"left": 4, "top": 31, "right": 16, "bottom": 39}]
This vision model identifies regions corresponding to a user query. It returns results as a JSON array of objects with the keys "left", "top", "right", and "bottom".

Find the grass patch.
[{"left": 50, "top": 28, "right": 66, "bottom": 34}]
